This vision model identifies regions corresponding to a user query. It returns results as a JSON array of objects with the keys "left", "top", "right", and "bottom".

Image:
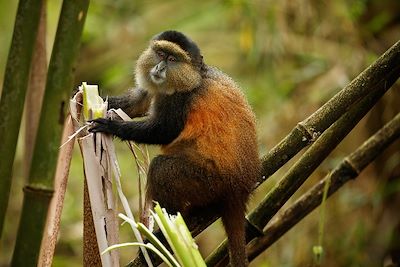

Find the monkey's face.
[{"left": 135, "top": 40, "right": 202, "bottom": 95}]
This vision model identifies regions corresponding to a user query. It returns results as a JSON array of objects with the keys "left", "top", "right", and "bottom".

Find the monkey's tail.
[{"left": 221, "top": 200, "right": 248, "bottom": 267}]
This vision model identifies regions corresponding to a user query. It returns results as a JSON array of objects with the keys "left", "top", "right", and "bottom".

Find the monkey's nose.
[
  {"left": 151, "top": 69, "right": 163, "bottom": 79},
  {"left": 155, "top": 63, "right": 166, "bottom": 72}
]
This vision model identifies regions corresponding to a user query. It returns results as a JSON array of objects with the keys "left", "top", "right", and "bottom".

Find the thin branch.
[
  {"left": 127, "top": 142, "right": 144, "bottom": 216},
  {"left": 247, "top": 112, "right": 400, "bottom": 262}
]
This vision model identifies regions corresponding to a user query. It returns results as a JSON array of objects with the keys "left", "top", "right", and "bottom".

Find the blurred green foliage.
[{"left": 1, "top": 0, "right": 400, "bottom": 266}]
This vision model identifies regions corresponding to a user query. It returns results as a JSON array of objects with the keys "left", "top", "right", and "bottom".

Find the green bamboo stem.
[
  {"left": 130, "top": 40, "right": 400, "bottom": 267},
  {"left": 0, "top": 0, "right": 43, "bottom": 237},
  {"left": 248, "top": 84, "right": 393, "bottom": 229},
  {"left": 11, "top": 1, "right": 89, "bottom": 266},
  {"left": 247, "top": 112, "right": 400, "bottom": 262},
  {"left": 206, "top": 76, "right": 394, "bottom": 266},
  {"left": 259, "top": 39, "right": 400, "bottom": 185}
]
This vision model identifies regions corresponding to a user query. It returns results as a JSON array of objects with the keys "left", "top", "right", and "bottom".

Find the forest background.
[{"left": 0, "top": 1, "right": 399, "bottom": 266}]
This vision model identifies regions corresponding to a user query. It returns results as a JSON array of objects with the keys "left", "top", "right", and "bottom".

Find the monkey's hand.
[{"left": 89, "top": 118, "right": 122, "bottom": 136}]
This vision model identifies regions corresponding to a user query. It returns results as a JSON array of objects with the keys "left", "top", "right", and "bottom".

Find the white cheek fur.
[{"left": 136, "top": 71, "right": 148, "bottom": 88}]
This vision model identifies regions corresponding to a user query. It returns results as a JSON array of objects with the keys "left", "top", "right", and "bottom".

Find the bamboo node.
[
  {"left": 245, "top": 219, "right": 264, "bottom": 239},
  {"left": 23, "top": 185, "right": 54, "bottom": 198},
  {"left": 296, "top": 122, "right": 315, "bottom": 143},
  {"left": 341, "top": 159, "right": 360, "bottom": 178}
]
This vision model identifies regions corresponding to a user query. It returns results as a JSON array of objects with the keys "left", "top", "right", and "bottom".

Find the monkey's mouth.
[{"left": 150, "top": 72, "right": 166, "bottom": 85}]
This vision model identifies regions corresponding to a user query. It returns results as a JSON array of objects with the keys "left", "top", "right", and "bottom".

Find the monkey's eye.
[
  {"left": 167, "top": 55, "right": 177, "bottom": 62},
  {"left": 156, "top": 50, "right": 166, "bottom": 60}
]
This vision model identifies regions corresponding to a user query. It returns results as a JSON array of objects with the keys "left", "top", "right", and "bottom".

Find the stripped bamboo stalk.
[
  {"left": 72, "top": 84, "right": 119, "bottom": 267},
  {"left": 38, "top": 115, "right": 75, "bottom": 266},
  {"left": 72, "top": 84, "right": 153, "bottom": 267}
]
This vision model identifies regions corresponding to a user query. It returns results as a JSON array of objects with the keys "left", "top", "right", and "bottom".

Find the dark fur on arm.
[
  {"left": 90, "top": 91, "right": 194, "bottom": 144},
  {"left": 107, "top": 88, "right": 151, "bottom": 118}
]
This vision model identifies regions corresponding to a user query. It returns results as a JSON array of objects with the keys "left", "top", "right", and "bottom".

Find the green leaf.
[
  {"left": 136, "top": 222, "right": 181, "bottom": 267},
  {"left": 174, "top": 214, "right": 206, "bottom": 267},
  {"left": 102, "top": 242, "right": 173, "bottom": 267},
  {"left": 153, "top": 203, "right": 206, "bottom": 267}
]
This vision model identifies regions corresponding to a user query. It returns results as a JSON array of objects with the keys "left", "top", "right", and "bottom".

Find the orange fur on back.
[{"left": 161, "top": 67, "right": 259, "bottom": 193}]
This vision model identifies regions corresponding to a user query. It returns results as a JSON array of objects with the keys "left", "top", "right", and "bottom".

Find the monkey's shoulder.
[
  {"left": 202, "top": 66, "right": 238, "bottom": 89},
  {"left": 194, "top": 66, "right": 254, "bottom": 118},
  {"left": 171, "top": 65, "right": 257, "bottom": 151}
]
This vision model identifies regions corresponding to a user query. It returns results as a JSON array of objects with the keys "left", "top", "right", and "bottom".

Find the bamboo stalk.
[
  {"left": 258, "top": 39, "right": 400, "bottom": 185},
  {"left": 206, "top": 74, "right": 394, "bottom": 266},
  {"left": 248, "top": 83, "right": 392, "bottom": 229},
  {"left": 83, "top": 178, "right": 103, "bottom": 266},
  {"left": 38, "top": 115, "right": 75, "bottom": 266},
  {"left": 11, "top": 1, "right": 89, "bottom": 265},
  {"left": 24, "top": 0, "right": 47, "bottom": 178},
  {"left": 80, "top": 134, "right": 119, "bottom": 267},
  {"left": 0, "top": 0, "right": 43, "bottom": 237},
  {"left": 72, "top": 88, "right": 153, "bottom": 266},
  {"left": 247, "top": 112, "right": 400, "bottom": 262},
  {"left": 76, "top": 83, "right": 120, "bottom": 267}
]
